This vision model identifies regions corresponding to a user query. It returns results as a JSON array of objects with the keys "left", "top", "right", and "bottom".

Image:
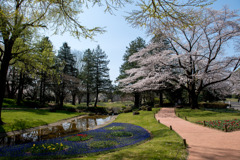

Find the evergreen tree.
[
  {"left": 80, "top": 49, "right": 95, "bottom": 107},
  {"left": 93, "top": 45, "right": 111, "bottom": 107},
  {"left": 117, "top": 37, "right": 146, "bottom": 81},
  {"left": 117, "top": 37, "right": 146, "bottom": 108},
  {"left": 55, "top": 42, "right": 79, "bottom": 107}
]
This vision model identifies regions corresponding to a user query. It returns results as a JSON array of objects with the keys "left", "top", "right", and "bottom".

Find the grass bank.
[
  {"left": 176, "top": 108, "right": 240, "bottom": 122},
  {"left": 75, "top": 108, "right": 187, "bottom": 160},
  {"left": 0, "top": 109, "right": 85, "bottom": 133}
]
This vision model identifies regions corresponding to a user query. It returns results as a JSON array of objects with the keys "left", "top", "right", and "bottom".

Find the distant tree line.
[{"left": 5, "top": 37, "right": 112, "bottom": 108}]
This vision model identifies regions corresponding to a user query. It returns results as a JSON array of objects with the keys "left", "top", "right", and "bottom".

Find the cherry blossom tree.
[{"left": 120, "top": 7, "right": 240, "bottom": 109}]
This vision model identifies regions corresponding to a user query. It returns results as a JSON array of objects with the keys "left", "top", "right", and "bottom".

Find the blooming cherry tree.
[{"left": 120, "top": 7, "right": 240, "bottom": 108}]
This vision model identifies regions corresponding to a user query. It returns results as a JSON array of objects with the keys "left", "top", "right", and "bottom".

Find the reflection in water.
[{"left": 0, "top": 115, "right": 112, "bottom": 147}]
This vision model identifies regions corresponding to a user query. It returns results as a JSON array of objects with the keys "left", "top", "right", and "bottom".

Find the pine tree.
[
  {"left": 80, "top": 49, "right": 95, "bottom": 107},
  {"left": 93, "top": 45, "right": 111, "bottom": 107},
  {"left": 117, "top": 37, "right": 146, "bottom": 81},
  {"left": 55, "top": 42, "right": 79, "bottom": 107},
  {"left": 117, "top": 37, "right": 146, "bottom": 108}
]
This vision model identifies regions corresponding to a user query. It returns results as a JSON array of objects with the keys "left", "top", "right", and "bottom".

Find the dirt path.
[{"left": 155, "top": 108, "right": 240, "bottom": 160}]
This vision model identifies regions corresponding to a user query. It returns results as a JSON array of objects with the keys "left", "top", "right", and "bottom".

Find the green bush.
[
  {"left": 123, "top": 107, "right": 132, "bottom": 113},
  {"left": 199, "top": 102, "right": 228, "bottom": 109},
  {"left": 133, "top": 111, "right": 140, "bottom": 115},
  {"left": 140, "top": 106, "right": 147, "bottom": 111},
  {"left": 3, "top": 98, "right": 16, "bottom": 106},
  {"left": 76, "top": 106, "right": 108, "bottom": 114}
]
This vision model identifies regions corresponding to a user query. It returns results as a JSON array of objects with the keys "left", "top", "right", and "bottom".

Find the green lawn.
[
  {"left": 65, "top": 101, "right": 133, "bottom": 109},
  {"left": 0, "top": 109, "right": 85, "bottom": 133},
  {"left": 176, "top": 108, "right": 240, "bottom": 122},
  {"left": 73, "top": 108, "right": 187, "bottom": 160}
]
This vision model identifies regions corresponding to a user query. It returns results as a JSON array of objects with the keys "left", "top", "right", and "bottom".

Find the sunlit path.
[{"left": 155, "top": 108, "right": 240, "bottom": 160}]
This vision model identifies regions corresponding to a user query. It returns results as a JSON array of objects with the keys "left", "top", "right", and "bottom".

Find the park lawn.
[
  {"left": 73, "top": 108, "right": 187, "bottom": 160},
  {"left": 0, "top": 109, "right": 85, "bottom": 133},
  {"left": 65, "top": 101, "right": 133, "bottom": 109},
  {"left": 176, "top": 108, "right": 240, "bottom": 122}
]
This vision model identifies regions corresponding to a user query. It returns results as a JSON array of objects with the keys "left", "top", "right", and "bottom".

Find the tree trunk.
[
  {"left": 78, "top": 94, "right": 82, "bottom": 104},
  {"left": 0, "top": 45, "right": 13, "bottom": 124},
  {"left": 159, "top": 91, "right": 163, "bottom": 107},
  {"left": 190, "top": 91, "right": 199, "bottom": 109},
  {"left": 86, "top": 92, "right": 90, "bottom": 107},
  {"left": 134, "top": 92, "right": 141, "bottom": 109},
  {"left": 72, "top": 93, "right": 76, "bottom": 105},
  {"left": 94, "top": 88, "right": 99, "bottom": 107},
  {"left": 17, "top": 72, "right": 25, "bottom": 106}
]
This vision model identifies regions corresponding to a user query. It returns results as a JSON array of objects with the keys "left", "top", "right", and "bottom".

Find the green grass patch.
[
  {"left": 176, "top": 108, "right": 240, "bottom": 122},
  {"left": 76, "top": 109, "right": 187, "bottom": 160},
  {"left": 0, "top": 109, "right": 85, "bottom": 133},
  {"left": 105, "top": 126, "right": 125, "bottom": 130},
  {"left": 88, "top": 141, "right": 119, "bottom": 149},
  {"left": 64, "top": 134, "right": 93, "bottom": 142},
  {"left": 110, "top": 131, "right": 133, "bottom": 137}
]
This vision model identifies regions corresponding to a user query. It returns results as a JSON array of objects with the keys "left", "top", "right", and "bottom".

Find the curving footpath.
[{"left": 155, "top": 108, "right": 240, "bottom": 160}]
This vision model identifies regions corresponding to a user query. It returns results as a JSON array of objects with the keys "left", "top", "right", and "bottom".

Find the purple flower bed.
[{"left": 0, "top": 123, "right": 150, "bottom": 159}]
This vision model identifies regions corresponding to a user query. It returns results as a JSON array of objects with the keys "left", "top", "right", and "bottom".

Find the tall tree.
[
  {"left": 81, "top": 49, "right": 95, "bottom": 107},
  {"left": 0, "top": 0, "right": 129, "bottom": 124},
  {"left": 117, "top": 37, "right": 146, "bottom": 108},
  {"left": 117, "top": 37, "right": 146, "bottom": 80},
  {"left": 56, "top": 42, "right": 78, "bottom": 107},
  {"left": 93, "top": 45, "right": 111, "bottom": 107},
  {"left": 34, "top": 36, "right": 55, "bottom": 105},
  {"left": 121, "top": 7, "right": 240, "bottom": 109}
]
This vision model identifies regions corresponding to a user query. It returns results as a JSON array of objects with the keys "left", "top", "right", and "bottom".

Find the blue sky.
[{"left": 46, "top": 0, "right": 240, "bottom": 83}]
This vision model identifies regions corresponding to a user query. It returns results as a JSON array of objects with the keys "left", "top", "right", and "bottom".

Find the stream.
[{"left": 0, "top": 115, "right": 112, "bottom": 147}]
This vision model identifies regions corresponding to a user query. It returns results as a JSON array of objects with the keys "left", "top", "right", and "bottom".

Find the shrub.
[
  {"left": 140, "top": 106, "right": 147, "bottom": 111},
  {"left": 76, "top": 106, "right": 108, "bottom": 114},
  {"left": 154, "top": 104, "right": 160, "bottom": 108},
  {"left": 62, "top": 106, "right": 77, "bottom": 112},
  {"left": 133, "top": 111, "right": 140, "bottom": 115},
  {"left": 121, "top": 106, "right": 126, "bottom": 110},
  {"left": 199, "top": 102, "right": 228, "bottom": 109},
  {"left": 123, "top": 107, "right": 132, "bottom": 113}
]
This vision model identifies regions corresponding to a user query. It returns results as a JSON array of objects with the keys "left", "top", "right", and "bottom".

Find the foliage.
[
  {"left": 80, "top": 48, "right": 96, "bottom": 106},
  {"left": 64, "top": 134, "right": 92, "bottom": 142},
  {"left": 0, "top": 0, "right": 129, "bottom": 124},
  {"left": 27, "top": 143, "right": 68, "bottom": 154},
  {"left": 198, "top": 102, "right": 228, "bottom": 109},
  {"left": 120, "top": 7, "right": 240, "bottom": 108},
  {"left": 92, "top": 45, "right": 111, "bottom": 107},
  {"left": 126, "top": 0, "right": 215, "bottom": 30},
  {"left": 196, "top": 119, "right": 240, "bottom": 132},
  {"left": 117, "top": 37, "right": 146, "bottom": 81}
]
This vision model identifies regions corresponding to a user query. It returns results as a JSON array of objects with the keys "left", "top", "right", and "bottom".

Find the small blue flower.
[{"left": 0, "top": 123, "right": 150, "bottom": 158}]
